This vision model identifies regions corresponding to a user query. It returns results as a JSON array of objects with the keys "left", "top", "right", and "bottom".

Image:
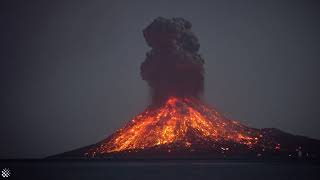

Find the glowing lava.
[{"left": 86, "top": 97, "right": 265, "bottom": 157}]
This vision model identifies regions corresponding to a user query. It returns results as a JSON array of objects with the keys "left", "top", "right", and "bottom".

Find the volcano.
[
  {"left": 54, "top": 96, "right": 320, "bottom": 160},
  {"left": 86, "top": 97, "right": 262, "bottom": 156},
  {"left": 51, "top": 17, "right": 320, "bottom": 160}
]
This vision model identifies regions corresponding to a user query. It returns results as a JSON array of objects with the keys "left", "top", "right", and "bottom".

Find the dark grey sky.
[{"left": 1, "top": 0, "right": 320, "bottom": 158}]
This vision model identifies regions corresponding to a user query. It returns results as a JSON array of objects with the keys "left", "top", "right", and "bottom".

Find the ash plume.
[{"left": 141, "top": 17, "right": 205, "bottom": 104}]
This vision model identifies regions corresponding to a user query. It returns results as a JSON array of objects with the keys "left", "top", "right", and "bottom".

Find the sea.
[{"left": 1, "top": 160, "right": 319, "bottom": 180}]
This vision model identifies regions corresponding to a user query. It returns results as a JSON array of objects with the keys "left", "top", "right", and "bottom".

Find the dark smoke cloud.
[{"left": 141, "top": 17, "right": 205, "bottom": 104}]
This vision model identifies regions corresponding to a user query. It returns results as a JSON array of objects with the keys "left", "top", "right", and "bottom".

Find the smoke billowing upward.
[{"left": 141, "top": 17, "right": 205, "bottom": 105}]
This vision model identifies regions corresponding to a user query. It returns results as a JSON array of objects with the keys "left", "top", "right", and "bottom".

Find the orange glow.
[{"left": 86, "top": 97, "right": 264, "bottom": 156}]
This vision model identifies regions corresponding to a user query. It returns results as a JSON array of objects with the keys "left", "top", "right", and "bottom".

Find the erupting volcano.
[
  {"left": 53, "top": 17, "right": 320, "bottom": 160},
  {"left": 86, "top": 97, "right": 263, "bottom": 157}
]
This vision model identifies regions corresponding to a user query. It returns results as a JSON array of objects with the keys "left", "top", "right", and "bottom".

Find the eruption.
[{"left": 75, "top": 17, "right": 319, "bottom": 159}]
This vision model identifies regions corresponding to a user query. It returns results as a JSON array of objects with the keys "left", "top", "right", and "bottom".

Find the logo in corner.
[{"left": 1, "top": 168, "right": 11, "bottom": 178}]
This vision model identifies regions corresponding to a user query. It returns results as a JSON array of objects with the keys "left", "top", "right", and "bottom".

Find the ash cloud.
[{"left": 141, "top": 17, "right": 205, "bottom": 104}]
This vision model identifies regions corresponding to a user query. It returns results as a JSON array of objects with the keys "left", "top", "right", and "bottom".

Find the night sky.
[{"left": 1, "top": 0, "right": 320, "bottom": 158}]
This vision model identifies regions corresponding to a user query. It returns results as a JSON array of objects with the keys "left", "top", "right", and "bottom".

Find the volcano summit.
[{"left": 53, "top": 17, "right": 320, "bottom": 160}]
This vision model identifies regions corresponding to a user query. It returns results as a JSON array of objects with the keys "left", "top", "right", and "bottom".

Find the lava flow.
[{"left": 86, "top": 97, "right": 266, "bottom": 157}]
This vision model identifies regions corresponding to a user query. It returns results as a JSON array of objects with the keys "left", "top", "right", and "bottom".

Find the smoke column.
[{"left": 141, "top": 17, "right": 205, "bottom": 105}]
